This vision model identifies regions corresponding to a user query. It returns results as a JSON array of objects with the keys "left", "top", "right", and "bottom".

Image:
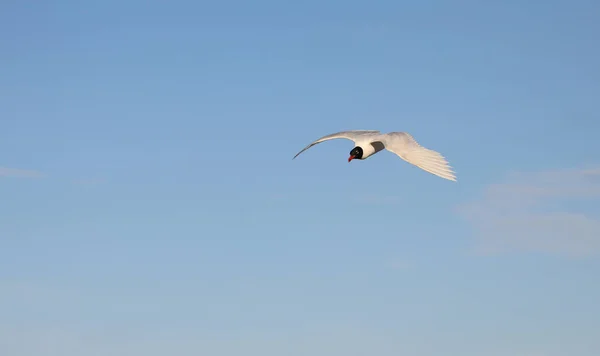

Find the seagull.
[{"left": 293, "top": 130, "right": 457, "bottom": 182}]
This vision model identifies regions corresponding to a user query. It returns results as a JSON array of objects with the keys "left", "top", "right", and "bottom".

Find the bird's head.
[{"left": 348, "top": 146, "right": 363, "bottom": 162}]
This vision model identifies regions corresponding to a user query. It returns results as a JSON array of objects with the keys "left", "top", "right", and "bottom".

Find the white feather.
[
  {"left": 379, "top": 132, "right": 457, "bottom": 182},
  {"left": 293, "top": 130, "right": 457, "bottom": 182}
]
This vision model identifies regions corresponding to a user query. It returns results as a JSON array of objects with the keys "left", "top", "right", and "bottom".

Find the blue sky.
[{"left": 1, "top": 0, "right": 599, "bottom": 355}]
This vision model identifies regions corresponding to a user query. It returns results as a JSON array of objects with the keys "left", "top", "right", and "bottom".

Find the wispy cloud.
[
  {"left": 71, "top": 178, "right": 107, "bottom": 185},
  {"left": 457, "top": 167, "right": 600, "bottom": 258},
  {"left": 353, "top": 194, "right": 402, "bottom": 205},
  {"left": 0, "top": 167, "right": 43, "bottom": 178},
  {"left": 385, "top": 258, "right": 414, "bottom": 271}
]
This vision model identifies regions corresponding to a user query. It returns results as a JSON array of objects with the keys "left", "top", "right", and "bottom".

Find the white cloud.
[
  {"left": 0, "top": 167, "right": 43, "bottom": 178},
  {"left": 457, "top": 167, "right": 600, "bottom": 258}
]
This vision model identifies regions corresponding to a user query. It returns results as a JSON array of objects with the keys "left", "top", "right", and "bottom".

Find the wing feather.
[
  {"left": 380, "top": 132, "right": 457, "bottom": 182},
  {"left": 292, "top": 130, "right": 380, "bottom": 159}
]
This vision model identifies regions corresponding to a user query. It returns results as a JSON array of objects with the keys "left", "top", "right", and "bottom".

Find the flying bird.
[{"left": 293, "top": 130, "right": 457, "bottom": 182}]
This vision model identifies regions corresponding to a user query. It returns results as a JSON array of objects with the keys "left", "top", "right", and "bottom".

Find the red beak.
[{"left": 348, "top": 155, "right": 355, "bottom": 162}]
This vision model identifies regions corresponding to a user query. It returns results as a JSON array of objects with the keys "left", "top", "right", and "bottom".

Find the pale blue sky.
[{"left": 1, "top": 1, "right": 599, "bottom": 355}]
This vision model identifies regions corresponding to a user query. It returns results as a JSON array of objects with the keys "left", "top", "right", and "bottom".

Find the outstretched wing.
[
  {"left": 380, "top": 132, "right": 457, "bottom": 182},
  {"left": 293, "top": 130, "right": 380, "bottom": 159}
]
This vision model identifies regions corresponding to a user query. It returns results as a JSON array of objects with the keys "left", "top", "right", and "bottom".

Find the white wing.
[
  {"left": 293, "top": 130, "right": 380, "bottom": 159},
  {"left": 380, "top": 132, "right": 457, "bottom": 182}
]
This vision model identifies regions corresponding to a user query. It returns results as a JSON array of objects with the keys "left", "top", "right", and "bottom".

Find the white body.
[
  {"left": 293, "top": 130, "right": 457, "bottom": 182},
  {"left": 352, "top": 135, "right": 380, "bottom": 159}
]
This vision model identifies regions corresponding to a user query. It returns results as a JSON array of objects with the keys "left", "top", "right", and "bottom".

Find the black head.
[{"left": 348, "top": 146, "right": 363, "bottom": 162}]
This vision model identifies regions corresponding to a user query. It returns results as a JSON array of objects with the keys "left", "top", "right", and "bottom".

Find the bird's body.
[{"left": 293, "top": 130, "right": 457, "bottom": 182}]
